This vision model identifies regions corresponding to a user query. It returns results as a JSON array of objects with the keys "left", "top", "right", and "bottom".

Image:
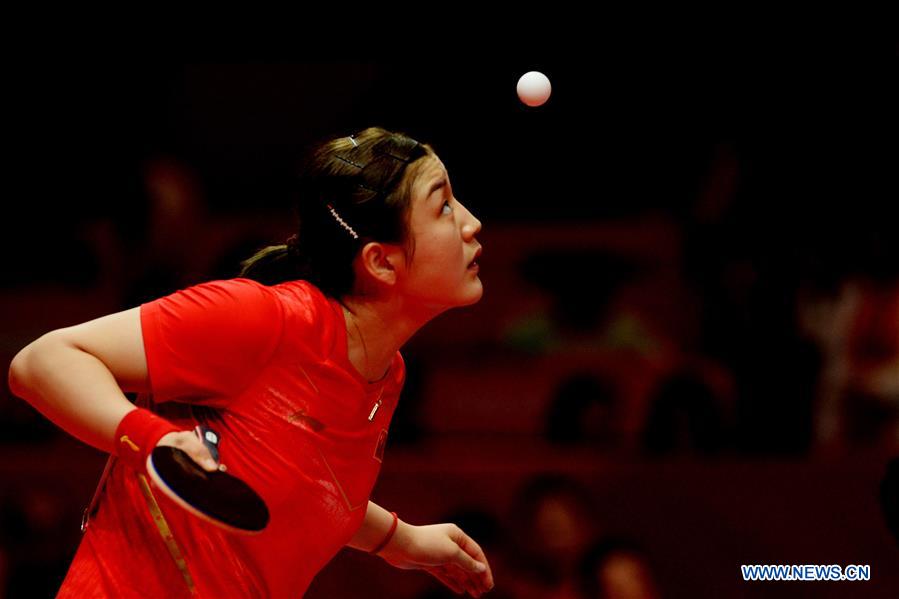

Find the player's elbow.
[
  {"left": 9, "top": 339, "right": 37, "bottom": 399},
  {"left": 8, "top": 332, "right": 62, "bottom": 399}
]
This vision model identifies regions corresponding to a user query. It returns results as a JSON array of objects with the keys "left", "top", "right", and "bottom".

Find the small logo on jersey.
[{"left": 373, "top": 429, "right": 388, "bottom": 462}]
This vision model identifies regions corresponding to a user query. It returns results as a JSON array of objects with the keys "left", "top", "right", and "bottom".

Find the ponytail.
[{"left": 237, "top": 244, "right": 298, "bottom": 287}]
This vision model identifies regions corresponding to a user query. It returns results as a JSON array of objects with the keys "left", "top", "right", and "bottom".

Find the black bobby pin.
[{"left": 336, "top": 155, "right": 365, "bottom": 169}]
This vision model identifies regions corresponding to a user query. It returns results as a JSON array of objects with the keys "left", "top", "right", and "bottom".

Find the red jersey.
[{"left": 58, "top": 278, "right": 405, "bottom": 597}]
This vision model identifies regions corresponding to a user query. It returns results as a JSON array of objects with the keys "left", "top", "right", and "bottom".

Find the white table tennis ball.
[{"left": 517, "top": 71, "right": 552, "bottom": 107}]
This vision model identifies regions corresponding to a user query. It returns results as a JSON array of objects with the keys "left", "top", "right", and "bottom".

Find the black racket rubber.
[{"left": 147, "top": 446, "right": 269, "bottom": 534}]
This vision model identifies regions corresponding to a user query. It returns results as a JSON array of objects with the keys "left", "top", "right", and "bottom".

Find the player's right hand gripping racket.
[{"left": 146, "top": 425, "right": 270, "bottom": 535}]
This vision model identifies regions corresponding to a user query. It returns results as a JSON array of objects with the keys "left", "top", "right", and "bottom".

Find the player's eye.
[{"left": 441, "top": 199, "right": 453, "bottom": 215}]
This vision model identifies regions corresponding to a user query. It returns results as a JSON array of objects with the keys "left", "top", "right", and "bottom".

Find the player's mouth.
[{"left": 467, "top": 246, "right": 482, "bottom": 270}]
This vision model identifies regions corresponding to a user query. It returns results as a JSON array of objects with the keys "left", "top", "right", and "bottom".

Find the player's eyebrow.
[{"left": 425, "top": 177, "right": 447, "bottom": 201}]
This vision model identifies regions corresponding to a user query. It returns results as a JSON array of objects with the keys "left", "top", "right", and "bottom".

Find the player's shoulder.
[
  {"left": 267, "top": 280, "right": 340, "bottom": 354},
  {"left": 146, "top": 277, "right": 281, "bottom": 312},
  {"left": 268, "top": 278, "right": 330, "bottom": 309},
  {"left": 198, "top": 277, "right": 325, "bottom": 307},
  {"left": 178, "top": 276, "right": 274, "bottom": 298},
  {"left": 266, "top": 279, "right": 341, "bottom": 333}
]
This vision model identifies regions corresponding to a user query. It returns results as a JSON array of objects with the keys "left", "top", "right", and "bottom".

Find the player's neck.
[{"left": 339, "top": 294, "right": 443, "bottom": 383}]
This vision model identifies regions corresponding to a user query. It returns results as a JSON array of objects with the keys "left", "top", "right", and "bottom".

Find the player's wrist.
[
  {"left": 373, "top": 517, "right": 415, "bottom": 560},
  {"left": 369, "top": 511, "right": 399, "bottom": 555},
  {"left": 113, "top": 408, "right": 179, "bottom": 473}
]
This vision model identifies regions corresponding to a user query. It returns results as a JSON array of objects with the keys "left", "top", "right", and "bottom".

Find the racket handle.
[{"left": 194, "top": 425, "right": 221, "bottom": 464}]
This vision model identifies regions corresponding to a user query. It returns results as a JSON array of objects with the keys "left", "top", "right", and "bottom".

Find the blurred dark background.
[{"left": 2, "top": 49, "right": 898, "bottom": 598}]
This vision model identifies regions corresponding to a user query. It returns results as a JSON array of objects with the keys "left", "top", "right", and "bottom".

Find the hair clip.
[
  {"left": 326, "top": 203, "right": 360, "bottom": 240},
  {"left": 374, "top": 149, "right": 414, "bottom": 164},
  {"left": 336, "top": 155, "right": 365, "bottom": 170}
]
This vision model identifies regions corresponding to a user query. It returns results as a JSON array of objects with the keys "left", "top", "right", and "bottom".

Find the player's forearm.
[
  {"left": 346, "top": 500, "right": 414, "bottom": 555},
  {"left": 8, "top": 333, "right": 136, "bottom": 454}
]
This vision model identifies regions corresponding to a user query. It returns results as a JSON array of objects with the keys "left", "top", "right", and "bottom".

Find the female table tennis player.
[{"left": 8, "top": 127, "right": 494, "bottom": 597}]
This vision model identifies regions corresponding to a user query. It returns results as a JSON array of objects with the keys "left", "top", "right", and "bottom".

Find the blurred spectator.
[
  {"left": 545, "top": 373, "right": 619, "bottom": 449},
  {"left": 576, "top": 537, "right": 661, "bottom": 599},
  {"left": 118, "top": 157, "right": 210, "bottom": 308},
  {"left": 799, "top": 273, "right": 899, "bottom": 453},
  {"left": 843, "top": 277, "right": 899, "bottom": 447},
  {"left": 641, "top": 369, "right": 728, "bottom": 456},
  {"left": 505, "top": 474, "right": 600, "bottom": 599},
  {"left": 682, "top": 143, "right": 822, "bottom": 455},
  {"left": 502, "top": 228, "right": 703, "bottom": 363},
  {"left": 502, "top": 250, "right": 646, "bottom": 355}
]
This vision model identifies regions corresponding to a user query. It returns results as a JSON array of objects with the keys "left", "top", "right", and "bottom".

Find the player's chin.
[{"left": 458, "top": 277, "right": 484, "bottom": 305}]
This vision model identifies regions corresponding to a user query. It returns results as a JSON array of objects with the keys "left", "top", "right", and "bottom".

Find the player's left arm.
[{"left": 346, "top": 500, "right": 494, "bottom": 597}]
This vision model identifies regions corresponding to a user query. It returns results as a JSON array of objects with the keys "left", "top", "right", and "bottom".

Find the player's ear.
[{"left": 358, "top": 241, "right": 402, "bottom": 286}]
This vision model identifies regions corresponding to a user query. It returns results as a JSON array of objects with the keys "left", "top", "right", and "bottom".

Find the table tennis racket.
[{"left": 146, "top": 425, "right": 270, "bottom": 534}]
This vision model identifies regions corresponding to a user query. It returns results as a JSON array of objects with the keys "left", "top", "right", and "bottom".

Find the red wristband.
[
  {"left": 370, "top": 511, "right": 399, "bottom": 555},
  {"left": 113, "top": 408, "right": 180, "bottom": 473}
]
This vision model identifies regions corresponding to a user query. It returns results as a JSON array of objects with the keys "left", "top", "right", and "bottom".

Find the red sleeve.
[{"left": 139, "top": 278, "right": 284, "bottom": 405}]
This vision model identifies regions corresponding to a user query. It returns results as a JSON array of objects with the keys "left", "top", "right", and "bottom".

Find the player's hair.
[{"left": 239, "top": 127, "right": 434, "bottom": 297}]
